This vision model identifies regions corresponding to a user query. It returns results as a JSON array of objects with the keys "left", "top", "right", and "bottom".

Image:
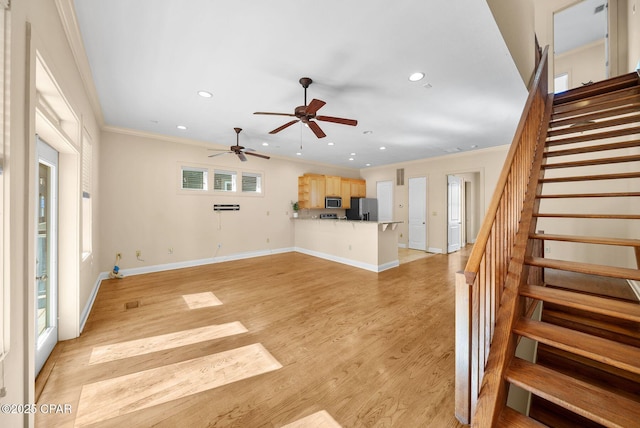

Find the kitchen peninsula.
[{"left": 293, "top": 217, "right": 402, "bottom": 272}]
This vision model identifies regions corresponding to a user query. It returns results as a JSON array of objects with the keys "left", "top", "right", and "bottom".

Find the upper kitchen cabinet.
[
  {"left": 350, "top": 179, "right": 366, "bottom": 198},
  {"left": 341, "top": 179, "right": 351, "bottom": 209},
  {"left": 298, "top": 174, "right": 326, "bottom": 209},
  {"left": 325, "top": 176, "right": 341, "bottom": 197}
]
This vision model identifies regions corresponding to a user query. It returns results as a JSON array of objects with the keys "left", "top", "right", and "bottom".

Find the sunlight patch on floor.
[
  {"left": 89, "top": 322, "right": 248, "bottom": 365},
  {"left": 282, "top": 410, "right": 342, "bottom": 428},
  {"left": 182, "top": 291, "right": 223, "bottom": 309},
  {"left": 76, "top": 343, "right": 282, "bottom": 427}
]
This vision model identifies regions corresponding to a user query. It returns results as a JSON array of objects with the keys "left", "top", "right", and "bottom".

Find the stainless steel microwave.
[{"left": 325, "top": 197, "right": 342, "bottom": 209}]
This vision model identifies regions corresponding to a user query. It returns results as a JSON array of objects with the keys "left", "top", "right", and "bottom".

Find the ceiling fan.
[
  {"left": 254, "top": 77, "right": 358, "bottom": 138},
  {"left": 208, "top": 127, "right": 270, "bottom": 162}
]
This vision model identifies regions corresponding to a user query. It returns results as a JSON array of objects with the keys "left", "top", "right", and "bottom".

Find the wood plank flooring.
[{"left": 35, "top": 247, "right": 470, "bottom": 427}]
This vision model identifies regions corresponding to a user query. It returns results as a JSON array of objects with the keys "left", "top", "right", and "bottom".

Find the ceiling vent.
[{"left": 594, "top": 4, "right": 605, "bottom": 14}]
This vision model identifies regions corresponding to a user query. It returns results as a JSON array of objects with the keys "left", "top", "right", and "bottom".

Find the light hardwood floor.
[{"left": 36, "top": 247, "right": 470, "bottom": 427}]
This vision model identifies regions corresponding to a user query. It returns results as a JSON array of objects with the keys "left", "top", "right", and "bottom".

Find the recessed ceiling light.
[
  {"left": 363, "top": 130, "right": 373, "bottom": 135},
  {"left": 379, "top": 146, "right": 386, "bottom": 150},
  {"left": 296, "top": 152, "right": 302, "bottom": 156},
  {"left": 198, "top": 90, "right": 213, "bottom": 98},
  {"left": 177, "top": 125, "right": 187, "bottom": 130},
  {"left": 409, "top": 72, "right": 425, "bottom": 82},
  {"left": 348, "top": 158, "right": 354, "bottom": 161},
  {"left": 350, "top": 152, "right": 356, "bottom": 156},
  {"left": 262, "top": 142, "right": 269, "bottom": 146},
  {"left": 328, "top": 142, "right": 334, "bottom": 146},
  {"left": 365, "top": 163, "right": 371, "bottom": 167},
  {"left": 470, "top": 144, "right": 478, "bottom": 149}
]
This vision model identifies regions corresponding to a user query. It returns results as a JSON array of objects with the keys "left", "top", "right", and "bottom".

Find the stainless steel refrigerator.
[{"left": 346, "top": 198, "right": 378, "bottom": 221}]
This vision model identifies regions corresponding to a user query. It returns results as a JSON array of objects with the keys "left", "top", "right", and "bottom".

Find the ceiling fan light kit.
[
  {"left": 208, "top": 127, "right": 270, "bottom": 162},
  {"left": 254, "top": 77, "right": 358, "bottom": 139}
]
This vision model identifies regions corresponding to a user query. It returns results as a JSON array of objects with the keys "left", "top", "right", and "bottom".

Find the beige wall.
[
  {"left": 487, "top": 0, "right": 536, "bottom": 86},
  {"left": 554, "top": 40, "right": 607, "bottom": 90},
  {"left": 99, "top": 129, "right": 361, "bottom": 272},
  {"left": 2, "top": 0, "right": 103, "bottom": 426},
  {"left": 361, "top": 146, "right": 510, "bottom": 253}
]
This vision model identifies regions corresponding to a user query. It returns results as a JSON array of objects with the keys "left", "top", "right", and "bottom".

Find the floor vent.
[{"left": 125, "top": 301, "right": 140, "bottom": 310}]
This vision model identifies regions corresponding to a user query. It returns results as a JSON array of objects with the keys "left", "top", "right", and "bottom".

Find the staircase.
[
  {"left": 455, "top": 48, "right": 640, "bottom": 427},
  {"left": 500, "top": 72, "right": 640, "bottom": 427}
]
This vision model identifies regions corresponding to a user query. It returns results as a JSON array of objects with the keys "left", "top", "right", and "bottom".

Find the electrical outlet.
[
  {"left": 168, "top": 248, "right": 173, "bottom": 254},
  {"left": 266, "top": 238, "right": 270, "bottom": 243},
  {"left": 136, "top": 250, "right": 141, "bottom": 257},
  {"left": 544, "top": 246, "right": 551, "bottom": 254},
  {"left": 217, "top": 243, "right": 222, "bottom": 249},
  {"left": 116, "top": 252, "right": 121, "bottom": 258}
]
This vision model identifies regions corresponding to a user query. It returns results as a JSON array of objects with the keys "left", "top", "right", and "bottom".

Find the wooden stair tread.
[
  {"left": 553, "top": 73, "right": 640, "bottom": 106},
  {"left": 537, "top": 191, "right": 640, "bottom": 198},
  {"left": 546, "top": 125, "right": 640, "bottom": 146},
  {"left": 547, "top": 113, "right": 640, "bottom": 137},
  {"left": 529, "top": 233, "right": 640, "bottom": 247},
  {"left": 496, "top": 407, "right": 546, "bottom": 427},
  {"left": 506, "top": 357, "right": 640, "bottom": 427},
  {"left": 534, "top": 213, "right": 640, "bottom": 219},
  {"left": 544, "top": 139, "right": 640, "bottom": 157},
  {"left": 514, "top": 318, "right": 640, "bottom": 375},
  {"left": 539, "top": 172, "right": 640, "bottom": 183},
  {"left": 550, "top": 103, "right": 640, "bottom": 128},
  {"left": 542, "top": 154, "right": 640, "bottom": 169},
  {"left": 520, "top": 284, "right": 640, "bottom": 323},
  {"left": 524, "top": 256, "right": 640, "bottom": 281},
  {"left": 552, "top": 91, "right": 640, "bottom": 120},
  {"left": 541, "top": 309, "right": 640, "bottom": 347}
]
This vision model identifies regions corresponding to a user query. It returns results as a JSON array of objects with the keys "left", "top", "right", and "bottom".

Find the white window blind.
[
  {"left": 214, "top": 170, "right": 236, "bottom": 192},
  {"left": 241, "top": 172, "right": 262, "bottom": 193},
  {"left": 182, "top": 167, "right": 208, "bottom": 190}
]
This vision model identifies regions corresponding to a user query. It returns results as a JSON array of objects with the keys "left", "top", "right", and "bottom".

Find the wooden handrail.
[{"left": 455, "top": 45, "right": 550, "bottom": 425}]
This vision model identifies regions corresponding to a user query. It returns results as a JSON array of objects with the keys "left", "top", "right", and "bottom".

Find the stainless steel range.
[{"left": 319, "top": 213, "right": 338, "bottom": 219}]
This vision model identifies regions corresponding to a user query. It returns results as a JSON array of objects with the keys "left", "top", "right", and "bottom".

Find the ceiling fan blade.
[
  {"left": 245, "top": 151, "right": 270, "bottom": 160},
  {"left": 306, "top": 98, "right": 326, "bottom": 115},
  {"left": 269, "top": 119, "right": 299, "bottom": 134},
  {"left": 316, "top": 115, "right": 358, "bottom": 126},
  {"left": 237, "top": 152, "right": 248, "bottom": 162},
  {"left": 208, "top": 151, "right": 232, "bottom": 158},
  {"left": 307, "top": 121, "right": 326, "bottom": 138},
  {"left": 254, "top": 111, "right": 297, "bottom": 117}
]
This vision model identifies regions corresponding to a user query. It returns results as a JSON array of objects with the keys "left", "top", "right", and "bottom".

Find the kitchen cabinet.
[
  {"left": 341, "top": 179, "right": 351, "bottom": 209},
  {"left": 325, "top": 176, "right": 341, "bottom": 196},
  {"left": 351, "top": 179, "right": 366, "bottom": 198},
  {"left": 298, "top": 174, "right": 326, "bottom": 209}
]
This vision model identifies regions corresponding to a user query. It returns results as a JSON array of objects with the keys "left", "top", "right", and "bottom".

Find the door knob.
[{"left": 36, "top": 274, "right": 48, "bottom": 281}]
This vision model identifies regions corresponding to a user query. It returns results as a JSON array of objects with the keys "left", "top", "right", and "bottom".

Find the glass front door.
[{"left": 35, "top": 137, "right": 58, "bottom": 376}]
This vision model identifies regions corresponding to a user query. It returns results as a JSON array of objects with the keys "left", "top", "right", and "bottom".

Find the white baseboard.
[
  {"left": 294, "top": 247, "right": 398, "bottom": 272},
  {"left": 80, "top": 271, "right": 110, "bottom": 333},
  {"left": 428, "top": 247, "right": 444, "bottom": 254}
]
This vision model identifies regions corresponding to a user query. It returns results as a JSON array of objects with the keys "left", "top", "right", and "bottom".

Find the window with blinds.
[
  {"left": 213, "top": 169, "right": 236, "bottom": 192},
  {"left": 241, "top": 172, "right": 262, "bottom": 193},
  {"left": 182, "top": 166, "right": 208, "bottom": 190}
]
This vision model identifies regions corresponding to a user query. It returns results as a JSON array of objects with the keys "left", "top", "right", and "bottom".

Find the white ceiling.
[{"left": 73, "top": 0, "right": 529, "bottom": 169}]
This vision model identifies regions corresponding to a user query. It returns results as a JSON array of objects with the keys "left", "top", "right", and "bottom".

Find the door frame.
[{"left": 35, "top": 137, "right": 59, "bottom": 376}]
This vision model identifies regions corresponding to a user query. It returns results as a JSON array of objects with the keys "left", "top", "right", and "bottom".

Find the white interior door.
[
  {"left": 376, "top": 180, "right": 393, "bottom": 222},
  {"left": 447, "top": 175, "right": 462, "bottom": 253},
  {"left": 408, "top": 177, "right": 427, "bottom": 251},
  {"left": 36, "top": 138, "right": 58, "bottom": 376}
]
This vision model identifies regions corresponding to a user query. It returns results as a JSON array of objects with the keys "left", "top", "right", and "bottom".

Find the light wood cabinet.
[
  {"left": 298, "top": 175, "right": 364, "bottom": 209},
  {"left": 351, "top": 179, "right": 366, "bottom": 198},
  {"left": 341, "top": 179, "right": 351, "bottom": 209},
  {"left": 325, "top": 176, "right": 341, "bottom": 196},
  {"left": 298, "top": 174, "right": 326, "bottom": 209}
]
